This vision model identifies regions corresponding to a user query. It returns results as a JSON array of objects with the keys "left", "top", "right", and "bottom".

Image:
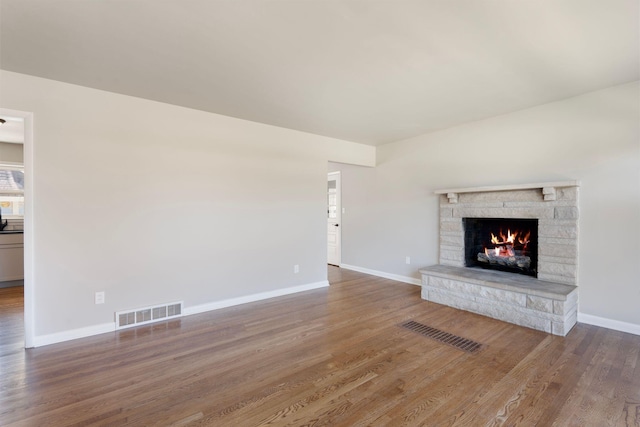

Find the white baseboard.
[
  {"left": 0, "top": 279, "right": 23, "bottom": 289},
  {"left": 26, "top": 284, "right": 638, "bottom": 348},
  {"left": 32, "top": 322, "right": 116, "bottom": 348},
  {"left": 0, "top": 275, "right": 24, "bottom": 282},
  {"left": 340, "top": 264, "right": 422, "bottom": 286},
  {"left": 578, "top": 312, "right": 640, "bottom": 336},
  {"left": 184, "top": 280, "right": 330, "bottom": 316},
  {"left": 30, "top": 281, "right": 328, "bottom": 347}
]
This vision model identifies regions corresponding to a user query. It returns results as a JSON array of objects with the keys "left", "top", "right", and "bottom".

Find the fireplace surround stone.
[{"left": 421, "top": 181, "right": 580, "bottom": 336}]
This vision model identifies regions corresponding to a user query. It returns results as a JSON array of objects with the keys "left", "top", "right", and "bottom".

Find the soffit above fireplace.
[{"left": 435, "top": 180, "right": 581, "bottom": 204}]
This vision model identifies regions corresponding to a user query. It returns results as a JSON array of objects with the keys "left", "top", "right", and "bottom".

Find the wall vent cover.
[{"left": 115, "top": 301, "right": 183, "bottom": 330}]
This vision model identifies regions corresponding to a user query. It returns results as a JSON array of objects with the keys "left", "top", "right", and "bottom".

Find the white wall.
[
  {"left": 0, "top": 71, "right": 374, "bottom": 342},
  {"left": 335, "top": 82, "right": 640, "bottom": 328},
  {"left": 2, "top": 68, "right": 637, "bottom": 340},
  {"left": 326, "top": 140, "right": 375, "bottom": 167}
]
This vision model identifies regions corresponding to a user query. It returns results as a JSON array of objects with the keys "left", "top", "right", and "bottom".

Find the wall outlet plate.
[{"left": 95, "top": 291, "right": 105, "bottom": 304}]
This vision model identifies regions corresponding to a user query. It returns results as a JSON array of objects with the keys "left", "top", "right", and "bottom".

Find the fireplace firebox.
[{"left": 463, "top": 217, "right": 538, "bottom": 277}]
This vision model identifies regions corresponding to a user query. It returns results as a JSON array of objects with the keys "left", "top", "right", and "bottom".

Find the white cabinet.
[{"left": 0, "top": 232, "right": 23, "bottom": 282}]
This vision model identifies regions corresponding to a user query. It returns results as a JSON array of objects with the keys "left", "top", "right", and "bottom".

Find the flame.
[
  {"left": 485, "top": 228, "right": 530, "bottom": 258},
  {"left": 518, "top": 230, "right": 531, "bottom": 245},
  {"left": 491, "top": 229, "right": 519, "bottom": 245}
]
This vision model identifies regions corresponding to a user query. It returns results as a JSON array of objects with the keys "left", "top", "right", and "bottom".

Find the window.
[{"left": 0, "top": 164, "right": 24, "bottom": 218}]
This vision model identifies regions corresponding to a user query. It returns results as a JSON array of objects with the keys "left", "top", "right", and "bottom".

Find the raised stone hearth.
[
  {"left": 420, "top": 265, "right": 577, "bottom": 335},
  {"left": 422, "top": 181, "right": 580, "bottom": 336}
]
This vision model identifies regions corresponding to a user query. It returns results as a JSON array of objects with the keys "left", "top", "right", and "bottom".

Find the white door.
[{"left": 327, "top": 172, "right": 341, "bottom": 266}]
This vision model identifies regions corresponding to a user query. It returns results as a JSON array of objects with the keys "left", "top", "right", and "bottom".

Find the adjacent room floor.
[{"left": 1, "top": 267, "right": 638, "bottom": 425}]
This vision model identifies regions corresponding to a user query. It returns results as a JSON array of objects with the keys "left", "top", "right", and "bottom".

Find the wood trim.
[
  {"left": 341, "top": 263, "right": 421, "bottom": 286},
  {"left": 183, "top": 280, "right": 330, "bottom": 316},
  {"left": 32, "top": 322, "right": 116, "bottom": 347},
  {"left": 578, "top": 312, "right": 640, "bottom": 336}
]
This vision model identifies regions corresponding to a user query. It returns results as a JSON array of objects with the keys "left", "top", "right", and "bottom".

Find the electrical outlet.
[
  {"left": 95, "top": 291, "right": 105, "bottom": 304},
  {"left": 406, "top": 256, "right": 411, "bottom": 265},
  {"left": 294, "top": 264, "right": 300, "bottom": 274}
]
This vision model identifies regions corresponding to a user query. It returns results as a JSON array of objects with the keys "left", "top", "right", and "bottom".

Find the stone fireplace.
[
  {"left": 420, "top": 181, "right": 580, "bottom": 336},
  {"left": 464, "top": 217, "right": 539, "bottom": 277}
]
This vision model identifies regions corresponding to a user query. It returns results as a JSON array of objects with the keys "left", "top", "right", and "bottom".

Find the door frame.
[{"left": 0, "top": 108, "right": 34, "bottom": 348}]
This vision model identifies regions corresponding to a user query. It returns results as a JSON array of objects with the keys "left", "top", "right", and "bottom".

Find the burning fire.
[
  {"left": 487, "top": 246, "right": 515, "bottom": 257},
  {"left": 490, "top": 229, "right": 530, "bottom": 246},
  {"left": 484, "top": 229, "right": 531, "bottom": 258}
]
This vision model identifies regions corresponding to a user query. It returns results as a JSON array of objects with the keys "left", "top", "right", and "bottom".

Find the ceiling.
[
  {"left": 0, "top": 117, "right": 24, "bottom": 144},
  {"left": 1, "top": 0, "right": 638, "bottom": 146}
]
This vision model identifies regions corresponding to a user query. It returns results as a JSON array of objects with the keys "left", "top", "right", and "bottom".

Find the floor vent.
[
  {"left": 116, "top": 301, "right": 183, "bottom": 330},
  {"left": 400, "top": 320, "right": 483, "bottom": 353}
]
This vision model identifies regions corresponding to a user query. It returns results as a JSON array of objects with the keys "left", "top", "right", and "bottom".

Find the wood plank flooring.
[{"left": 1, "top": 267, "right": 639, "bottom": 426}]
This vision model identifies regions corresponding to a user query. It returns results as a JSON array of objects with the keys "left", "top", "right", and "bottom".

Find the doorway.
[
  {"left": 0, "top": 108, "right": 33, "bottom": 348},
  {"left": 327, "top": 171, "right": 341, "bottom": 266}
]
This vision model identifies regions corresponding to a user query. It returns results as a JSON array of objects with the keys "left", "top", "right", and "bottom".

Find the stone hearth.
[
  {"left": 420, "top": 265, "right": 577, "bottom": 335},
  {"left": 421, "top": 181, "right": 580, "bottom": 336}
]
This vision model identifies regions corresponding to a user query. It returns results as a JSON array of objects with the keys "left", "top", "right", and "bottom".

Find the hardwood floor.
[{"left": 1, "top": 268, "right": 639, "bottom": 426}]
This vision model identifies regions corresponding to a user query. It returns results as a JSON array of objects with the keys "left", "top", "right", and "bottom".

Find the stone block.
[
  {"left": 537, "top": 273, "right": 575, "bottom": 286},
  {"left": 426, "top": 288, "right": 467, "bottom": 308},
  {"left": 542, "top": 187, "right": 557, "bottom": 201},
  {"left": 469, "top": 296, "right": 554, "bottom": 333},
  {"left": 429, "top": 277, "right": 527, "bottom": 307},
  {"left": 452, "top": 207, "right": 554, "bottom": 219},
  {"left": 458, "top": 190, "right": 543, "bottom": 204},
  {"left": 538, "top": 262, "right": 577, "bottom": 278},
  {"left": 557, "top": 187, "right": 578, "bottom": 201},
  {"left": 539, "top": 219, "right": 579, "bottom": 227},
  {"left": 495, "top": 308, "right": 552, "bottom": 333},
  {"left": 538, "top": 243, "right": 578, "bottom": 258},
  {"left": 441, "top": 244, "right": 463, "bottom": 253},
  {"left": 539, "top": 255, "right": 577, "bottom": 266},
  {"left": 455, "top": 202, "right": 505, "bottom": 208},
  {"left": 566, "top": 289, "right": 578, "bottom": 306},
  {"left": 551, "top": 309, "right": 577, "bottom": 336},
  {"left": 538, "top": 236, "right": 578, "bottom": 246},
  {"left": 553, "top": 300, "right": 565, "bottom": 315},
  {"left": 553, "top": 290, "right": 578, "bottom": 315},
  {"left": 538, "top": 224, "right": 578, "bottom": 239},
  {"left": 527, "top": 295, "right": 553, "bottom": 313},
  {"left": 440, "top": 250, "right": 463, "bottom": 263},
  {"left": 477, "top": 286, "right": 527, "bottom": 307},
  {"left": 440, "top": 234, "right": 464, "bottom": 247},
  {"left": 440, "top": 259, "right": 465, "bottom": 268},
  {"left": 504, "top": 200, "right": 576, "bottom": 208},
  {"left": 555, "top": 207, "right": 580, "bottom": 219},
  {"left": 440, "top": 220, "right": 463, "bottom": 232},
  {"left": 428, "top": 277, "right": 468, "bottom": 293},
  {"left": 440, "top": 207, "right": 453, "bottom": 218}
]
